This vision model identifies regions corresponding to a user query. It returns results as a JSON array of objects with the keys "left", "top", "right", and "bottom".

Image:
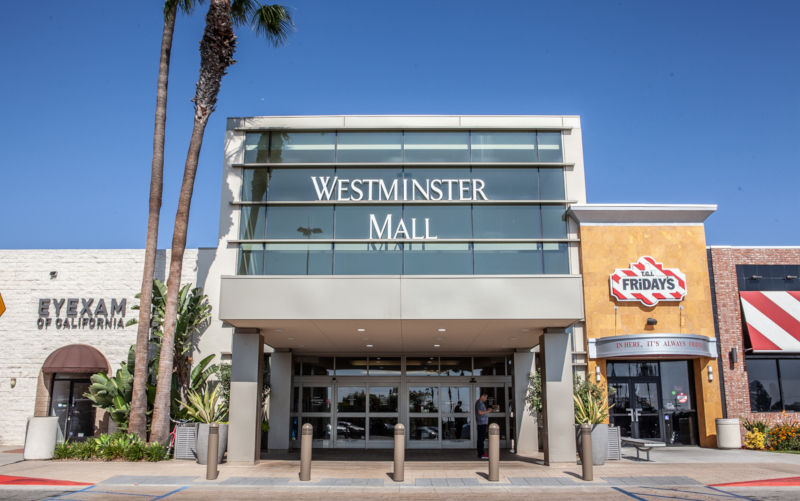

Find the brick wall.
[
  {"left": 0, "top": 249, "right": 199, "bottom": 445},
  {"left": 709, "top": 247, "right": 800, "bottom": 436}
]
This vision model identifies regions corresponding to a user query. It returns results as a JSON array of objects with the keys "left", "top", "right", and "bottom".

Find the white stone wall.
[{"left": 0, "top": 249, "right": 199, "bottom": 445}]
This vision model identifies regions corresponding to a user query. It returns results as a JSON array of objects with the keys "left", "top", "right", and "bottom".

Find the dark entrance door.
[
  {"left": 608, "top": 376, "right": 662, "bottom": 441},
  {"left": 50, "top": 378, "right": 94, "bottom": 441}
]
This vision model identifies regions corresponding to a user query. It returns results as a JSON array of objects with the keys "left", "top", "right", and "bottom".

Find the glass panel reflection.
[
  {"left": 368, "top": 358, "right": 401, "bottom": 376},
  {"left": 238, "top": 244, "right": 264, "bottom": 275},
  {"left": 474, "top": 243, "right": 543, "bottom": 275},
  {"left": 541, "top": 205, "right": 567, "bottom": 238},
  {"left": 609, "top": 383, "right": 630, "bottom": 409},
  {"left": 406, "top": 357, "right": 439, "bottom": 376},
  {"left": 334, "top": 243, "right": 403, "bottom": 275},
  {"left": 369, "top": 387, "right": 399, "bottom": 412},
  {"left": 265, "top": 206, "right": 334, "bottom": 239},
  {"left": 440, "top": 357, "right": 472, "bottom": 376},
  {"left": 244, "top": 133, "right": 270, "bottom": 164},
  {"left": 334, "top": 167, "right": 403, "bottom": 201},
  {"left": 488, "top": 417, "right": 507, "bottom": 440},
  {"left": 635, "top": 383, "right": 659, "bottom": 412},
  {"left": 441, "top": 387, "right": 471, "bottom": 413},
  {"left": 404, "top": 132, "right": 469, "bottom": 163},
  {"left": 539, "top": 168, "right": 566, "bottom": 200},
  {"left": 337, "top": 132, "right": 402, "bottom": 163},
  {"left": 301, "top": 417, "right": 331, "bottom": 440},
  {"left": 779, "top": 359, "right": 800, "bottom": 411},
  {"left": 473, "top": 205, "right": 541, "bottom": 239},
  {"left": 403, "top": 205, "right": 472, "bottom": 239},
  {"left": 409, "top": 387, "right": 439, "bottom": 413},
  {"left": 404, "top": 243, "right": 473, "bottom": 275},
  {"left": 403, "top": 167, "right": 471, "bottom": 200},
  {"left": 267, "top": 168, "right": 334, "bottom": 201},
  {"left": 301, "top": 357, "right": 334, "bottom": 376},
  {"left": 536, "top": 132, "right": 563, "bottom": 162},
  {"left": 302, "top": 387, "right": 331, "bottom": 413},
  {"left": 472, "top": 167, "right": 539, "bottom": 200},
  {"left": 337, "top": 387, "right": 367, "bottom": 412},
  {"left": 442, "top": 416, "right": 471, "bottom": 441},
  {"left": 478, "top": 387, "right": 505, "bottom": 411},
  {"left": 638, "top": 415, "right": 661, "bottom": 440},
  {"left": 543, "top": 243, "right": 569, "bottom": 274},
  {"left": 242, "top": 169, "right": 269, "bottom": 201},
  {"left": 335, "top": 205, "right": 402, "bottom": 239},
  {"left": 747, "top": 359, "right": 782, "bottom": 412},
  {"left": 473, "top": 357, "right": 506, "bottom": 376},
  {"left": 239, "top": 206, "right": 266, "bottom": 240},
  {"left": 336, "top": 358, "right": 368, "bottom": 376},
  {"left": 409, "top": 418, "right": 439, "bottom": 440},
  {"left": 369, "top": 417, "right": 397, "bottom": 440},
  {"left": 270, "top": 132, "right": 335, "bottom": 163},
  {"left": 337, "top": 418, "right": 366, "bottom": 440},
  {"left": 263, "top": 243, "right": 332, "bottom": 275},
  {"left": 471, "top": 132, "right": 537, "bottom": 163}
]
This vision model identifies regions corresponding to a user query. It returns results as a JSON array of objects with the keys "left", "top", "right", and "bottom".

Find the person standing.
[{"left": 475, "top": 391, "right": 492, "bottom": 459}]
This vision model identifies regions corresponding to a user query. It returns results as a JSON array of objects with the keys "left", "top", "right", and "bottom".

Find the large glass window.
[
  {"left": 239, "top": 206, "right": 266, "bottom": 240},
  {"left": 404, "top": 243, "right": 473, "bottom": 275},
  {"left": 541, "top": 205, "right": 567, "bottom": 238},
  {"left": 747, "top": 359, "right": 782, "bottom": 412},
  {"left": 244, "top": 133, "right": 270, "bottom": 163},
  {"left": 409, "top": 387, "right": 438, "bottom": 413},
  {"left": 302, "top": 387, "right": 332, "bottom": 413},
  {"left": 368, "top": 358, "right": 401, "bottom": 376},
  {"left": 471, "top": 132, "right": 536, "bottom": 163},
  {"left": 300, "top": 357, "right": 334, "bottom": 376},
  {"left": 369, "top": 387, "right": 399, "bottom": 412},
  {"left": 265, "top": 206, "right": 333, "bottom": 239},
  {"left": 337, "top": 387, "right": 367, "bottom": 412},
  {"left": 660, "top": 361, "right": 693, "bottom": 411},
  {"left": 406, "top": 357, "right": 439, "bottom": 376},
  {"left": 442, "top": 387, "right": 471, "bottom": 413},
  {"left": 474, "top": 357, "right": 506, "bottom": 376},
  {"left": 779, "top": 360, "right": 800, "bottom": 411},
  {"left": 403, "top": 205, "right": 472, "bottom": 239},
  {"left": 474, "top": 243, "right": 543, "bottom": 275},
  {"left": 404, "top": 132, "right": 469, "bottom": 163},
  {"left": 263, "top": 243, "right": 332, "bottom": 275},
  {"left": 539, "top": 168, "right": 566, "bottom": 199},
  {"left": 336, "top": 132, "right": 402, "bottom": 163},
  {"left": 267, "top": 168, "right": 334, "bottom": 201},
  {"left": 238, "top": 244, "right": 264, "bottom": 275},
  {"left": 440, "top": 357, "right": 472, "bottom": 376},
  {"left": 270, "top": 132, "right": 335, "bottom": 163},
  {"left": 334, "top": 243, "right": 403, "bottom": 275},
  {"left": 473, "top": 205, "right": 541, "bottom": 239},
  {"left": 472, "top": 167, "right": 539, "bottom": 200},
  {"left": 241, "top": 169, "right": 269, "bottom": 201},
  {"left": 536, "top": 132, "right": 563, "bottom": 162},
  {"left": 334, "top": 167, "right": 403, "bottom": 201},
  {"left": 336, "top": 358, "right": 368, "bottom": 376},
  {"left": 543, "top": 243, "right": 569, "bottom": 274}
]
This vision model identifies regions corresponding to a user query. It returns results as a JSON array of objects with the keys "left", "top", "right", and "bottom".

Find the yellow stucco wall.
[{"left": 580, "top": 225, "right": 722, "bottom": 447}]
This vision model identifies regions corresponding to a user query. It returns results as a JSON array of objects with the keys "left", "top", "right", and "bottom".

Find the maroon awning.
[{"left": 42, "top": 344, "right": 110, "bottom": 374}]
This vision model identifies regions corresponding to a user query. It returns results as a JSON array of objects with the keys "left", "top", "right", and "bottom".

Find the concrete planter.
[
  {"left": 196, "top": 423, "right": 228, "bottom": 465},
  {"left": 715, "top": 418, "right": 742, "bottom": 449},
  {"left": 575, "top": 423, "right": 608, "bottom": 466},
  {"left": 23, "top": 417, "right": 61, "bottom": 460}
]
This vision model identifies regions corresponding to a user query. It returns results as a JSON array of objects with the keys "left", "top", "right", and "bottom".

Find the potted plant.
[
  {"left": 574, "top": 393, "right": 614, "bottom": 466},
  {"left": 179, "top": 385, "right": 227, "bottom": 465}
]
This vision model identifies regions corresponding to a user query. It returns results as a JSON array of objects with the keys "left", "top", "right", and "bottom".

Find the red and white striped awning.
[{"left": 739, "top": 291, "right": 800, "bottom": 352}]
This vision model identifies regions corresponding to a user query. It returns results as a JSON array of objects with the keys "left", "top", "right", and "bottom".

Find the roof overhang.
[{"left": 568, "top": 204, "right": 716, "bottom": 225}]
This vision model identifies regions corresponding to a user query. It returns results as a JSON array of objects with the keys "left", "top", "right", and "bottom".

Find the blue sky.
[{"left": 1, "top": 0, "right": 797, "bottom": 249}]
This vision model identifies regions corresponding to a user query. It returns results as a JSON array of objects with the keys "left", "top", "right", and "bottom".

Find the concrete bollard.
[
  {"left": 488, "top": 423, "right": 500, "bottom": 481},
  {"left": 393, "top": 423, "right": 405, "bottom": 482},
  {"left": 580, "top": 424, "right": 593, "bottom": 481},
  {"left": 300, "top": 423, "right": 313, "bottom": 481},
  {"left": 206, "top": 423, "right": 219, "bottom": 480}
]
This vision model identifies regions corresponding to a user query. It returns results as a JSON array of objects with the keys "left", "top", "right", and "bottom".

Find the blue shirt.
[{"left": 475, "top": 399, "right": 489, "bottom": 425}]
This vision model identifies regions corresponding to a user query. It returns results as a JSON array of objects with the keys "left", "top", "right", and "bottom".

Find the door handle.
[{"left": 626, "top": 408, "right": 641, "bottom": 422}]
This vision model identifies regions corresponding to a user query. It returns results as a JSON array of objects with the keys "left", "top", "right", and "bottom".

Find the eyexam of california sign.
[
  {"left": 609, "top": 256, "right": 687, "bottom": 306},
  {"left": 311, "top": 176, "right": 489, "bottom": 240}
]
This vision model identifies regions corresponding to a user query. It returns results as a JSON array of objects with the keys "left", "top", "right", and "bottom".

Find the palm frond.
[
  {"left": 164, "top": 0, "right": 208, "bottom": 21},
  {"left": 232, "top": 1, "right": 295, "bottom": 47}
]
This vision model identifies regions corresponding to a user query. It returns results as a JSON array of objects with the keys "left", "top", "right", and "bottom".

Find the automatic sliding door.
[
  {"left": 291, "top": 385, "right": 333, "bottom": 448},
  {"left": 441, "top": 386, "right": 471, "bottom": 448},
  {"left": 336, "top": 385, "right": 367, "bottom": 448},
  {"left": 476, "top": 386, "right": 509, "bottom": 449},
  {"left": 367, "top": 385, "right": 399, "bottom": 449}
]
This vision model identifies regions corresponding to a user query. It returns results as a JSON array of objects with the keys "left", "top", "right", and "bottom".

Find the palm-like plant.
[
  {"left": 179, "top": 385, "right": 226, "bottom": 424},
  {"left": 574, "top": 393, "right": 614, "bottom": 425},
  {"left": 130, "top": 0, "right": 211, "bottom": 441},
  {"left": 150, "top": 0, "right": 294, "bottom": 444}
]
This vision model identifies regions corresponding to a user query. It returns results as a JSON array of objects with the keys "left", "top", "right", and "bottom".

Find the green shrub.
[
  {"left": 123, "top": 442, "right": 146, "bottom": 461},
  {"left": 143, "top": 443, "right": 169, "bottom": 462},
  {"left": 767, "top": 422, "right": 800, "bottom": 451},
  {"left": 54, "top": 440, "right": 71, "bottom": 459},
  {"left": 72, "top": 439, "right": 97, "bottom": 460},
  {"left": 741, "top": 417, "right": 771, "bottom": 434}
]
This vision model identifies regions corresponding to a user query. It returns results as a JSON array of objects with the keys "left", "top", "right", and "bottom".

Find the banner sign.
[
  {"left": 588, "top": 333, "right": 716, "bottom": 359},
  {"left": 610, "top": 256, "right": 686, "bottom": 306}
]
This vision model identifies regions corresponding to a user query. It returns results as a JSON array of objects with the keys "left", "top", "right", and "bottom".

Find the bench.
[{"left": 621, "top": 438, "right": 666, "bottom": 461}]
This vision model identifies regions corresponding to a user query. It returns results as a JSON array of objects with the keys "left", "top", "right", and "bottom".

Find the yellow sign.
[{"left": 0, "top": 293, "right": 5, "bottom": 319}]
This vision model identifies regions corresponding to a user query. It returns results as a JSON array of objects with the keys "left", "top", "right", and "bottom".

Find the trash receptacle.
[
  {"left": 23, "top": 417, "right": 62, "bottom": 460},
  {"left": 715, "top": 418, "right": 742, "bottom": 449}
]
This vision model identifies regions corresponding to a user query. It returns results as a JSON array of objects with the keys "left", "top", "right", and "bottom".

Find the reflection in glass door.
[
  {"left": 49, "top": 378, "right": 93, "bottom": 441},
  {"left": 408, "top": 386, "right": 440, "bottom": 448},
  {"left": 441, "top": 386, "right": 472, "bottom": 448}
]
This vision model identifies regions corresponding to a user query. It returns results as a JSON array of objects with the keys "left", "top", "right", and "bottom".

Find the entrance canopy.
[
  {"left": 42, "top": 344, "right": 110, "bottom": 374},
  {"left": 740, "top": 291, "right": 800, "bottom": 352}
]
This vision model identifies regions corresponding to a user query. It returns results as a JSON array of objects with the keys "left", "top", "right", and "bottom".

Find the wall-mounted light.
[
  {"left": 730, "top": 347, "right": 738, "bottom": 364},
  {"left": 646, "top": 318, "right": 657, "bottom": 326},
  {"left": 10, "top": 378, "right": 16, "bottom": 388},
  {"left": 469, "top": 378, "right": 477, "bottom": 383},
  {"left": 750, "top": 275, "right": 762, "bottom": 280},
  {"left": 595, "top": 366, "right": 601, "bottom": 382},
  {"left": 49, "top": 271, "right": 57, "bottom": 279},
  {"left": 331, "top": 377, "right": 337, "bottom": 383},
  {"left": 708, "top": 366, "right": 713, "bottom": 382},
  {"left": 787, "top": 275, "right": 798, "bottom": 280}
]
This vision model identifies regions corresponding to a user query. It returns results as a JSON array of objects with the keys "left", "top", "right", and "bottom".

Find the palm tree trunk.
[
  {"left": 129, "top": 3, "right": 178, "bottom": 441},
  {"left": 150, "top": 0, "right": 237, "bottom": 444}
]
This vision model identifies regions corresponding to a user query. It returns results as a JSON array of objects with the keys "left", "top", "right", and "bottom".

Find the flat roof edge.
[
  {"left": 227, "top": 115, "right": 580, "bottom": 131},
  {"left": 568, "top": 204, "right": 717, "bottom": 224}
]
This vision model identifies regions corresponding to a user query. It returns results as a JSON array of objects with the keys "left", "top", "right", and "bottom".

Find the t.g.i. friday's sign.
[
  {"left": 311, "top": 176, "right": 487, "bottom": 240},
  {"left": 610, "top": 256, "right": 687, "bottom": 306}
]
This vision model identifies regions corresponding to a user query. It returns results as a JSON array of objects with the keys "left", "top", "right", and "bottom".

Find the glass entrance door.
[
  {"left": 441, "top": 386, "right": 472, "bottom": 448},
  {"left": 49, "top": 378, "right": 93, "bottom": 441},
  {"left": 608, "top": 379, "right": 662, "bottom": 441}
]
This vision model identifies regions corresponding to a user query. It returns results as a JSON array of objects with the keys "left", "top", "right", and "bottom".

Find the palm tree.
[
  {"left": 149, "top": 0, "right": 295, "bottom": 444},
  {"left": 129, "top": 0, "right": 208, "bottom": 441}
]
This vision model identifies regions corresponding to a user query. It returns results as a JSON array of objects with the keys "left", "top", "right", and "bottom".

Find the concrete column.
[
  {"left": 228, "top": 329, "right": 263, "bottom": 465},
  {"left": 268, "top": 350, "right": 292, "bottom": 452},
  {"left": 541, "top": 328, "right": 576, "bottom": 466},
  {"left": 513, "top": 350, "right": 539, "bottom": 453}
]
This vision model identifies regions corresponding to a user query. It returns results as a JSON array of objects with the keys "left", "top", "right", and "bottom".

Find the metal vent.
[
  {"left": 175, "top": 424, "right": 198, "bottom": 460},
  {"left": 606, "top": 426, "right": 621, "bottom": 460}
]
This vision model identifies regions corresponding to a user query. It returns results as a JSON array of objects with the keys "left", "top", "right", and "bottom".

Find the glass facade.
[
  {"left": 747, "top": 358, "right": 800, "bottom": 412},
  {"left": 237, "top": 130, "right": 572, "bottom": 275}
]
